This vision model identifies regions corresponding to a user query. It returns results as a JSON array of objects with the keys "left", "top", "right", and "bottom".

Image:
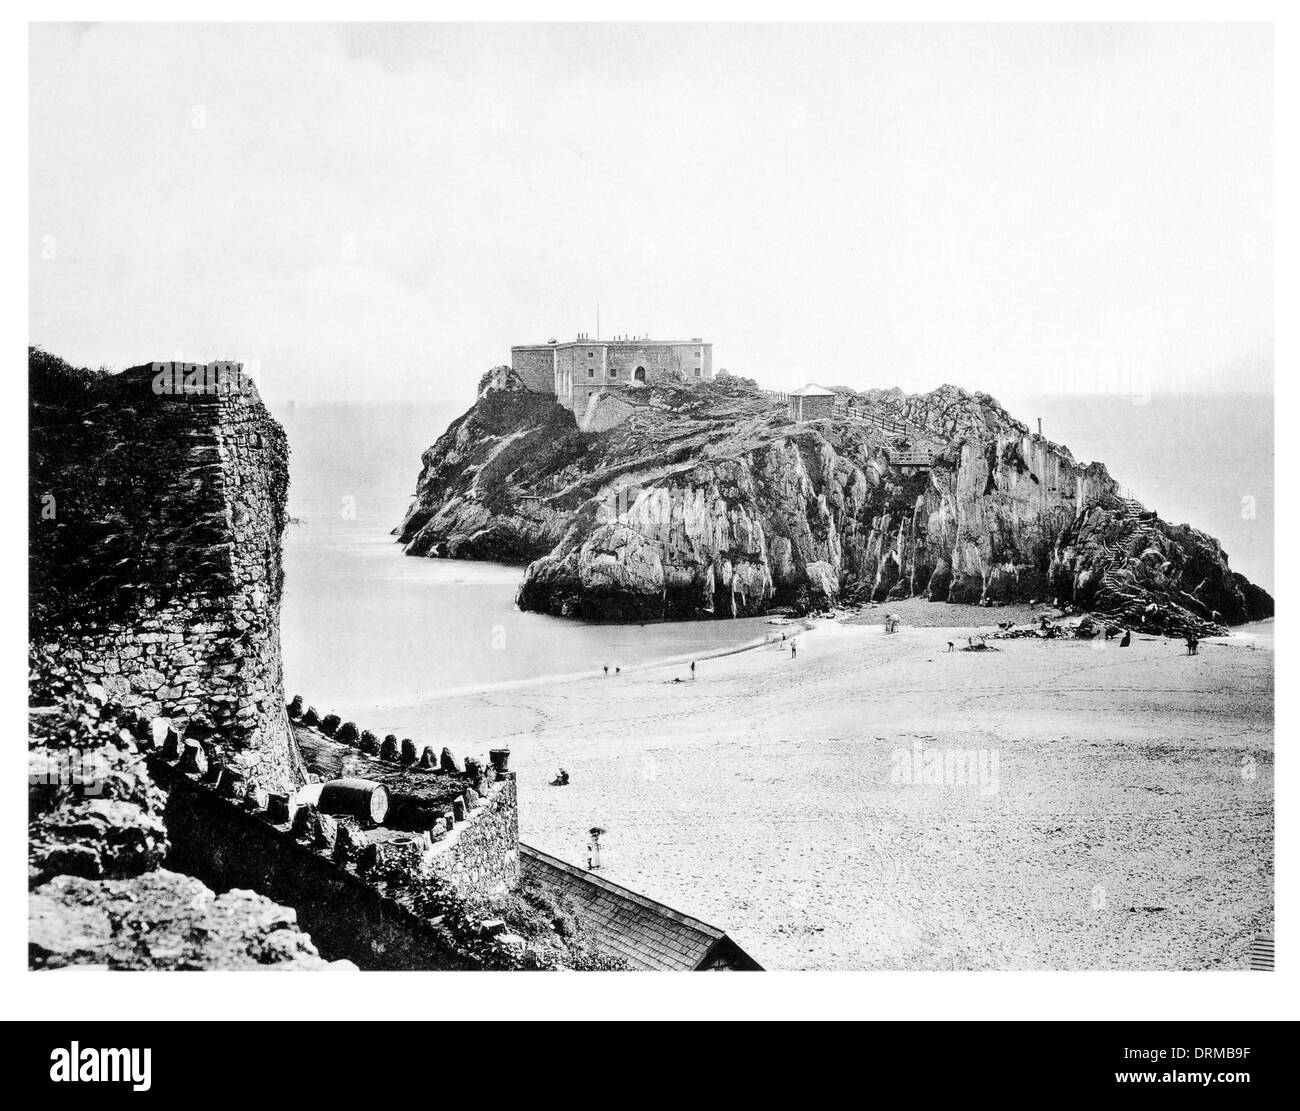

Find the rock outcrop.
[
  {"left": 1049, "top": 501, "right": 1273, "bottom": 632},
  {"left": 399, "top": 371, "right": 1272, "bottom": 633},
  {"left": 27, "top": 664, "right": 344, "bottom": 970},
  {"left": 30, "top": 871, "right": 339, "bottom": 970}
]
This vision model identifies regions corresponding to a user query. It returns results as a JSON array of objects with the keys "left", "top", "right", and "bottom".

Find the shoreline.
[
  {"left": 312, "top": 597, "right": 1273, "bottom": 722},
  {"left": 332, "top": 615, "right": 821, "bottom": 711}
]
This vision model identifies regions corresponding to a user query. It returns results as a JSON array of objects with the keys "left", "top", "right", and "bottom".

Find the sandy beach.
[{"left": 367, "top": 600, "right": 1274, "bottom": 971}]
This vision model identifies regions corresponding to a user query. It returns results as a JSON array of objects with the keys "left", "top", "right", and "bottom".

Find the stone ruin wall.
[
  {"left": 30, "top": 360, "right": 529, "bottom": 967},
  {"left": 426, "top": 767, "right": 519, "bottom": 896},
  {"left": 287, "top": 700, "right": 522, "bottom": 900},
  {"left": 31, "top": 364, "right": 304, "bottom": 793},
  {"left": 152, "top": 718, "right": 522, "bottom": 969}
]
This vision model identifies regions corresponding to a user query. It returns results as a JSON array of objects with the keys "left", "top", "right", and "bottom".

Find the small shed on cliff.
[
  {"left": 788, "top": 383, "right": 836, "bottom": 423},
  {"left": 519, "top": 844, "right": 763, "bottom": 971}
]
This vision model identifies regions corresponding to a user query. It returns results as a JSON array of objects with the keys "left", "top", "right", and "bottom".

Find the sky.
[{"left": 30, "top": 22, "right": 1272, "bottom": 406}]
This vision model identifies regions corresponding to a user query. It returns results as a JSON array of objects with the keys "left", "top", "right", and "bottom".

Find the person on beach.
[
  {"left": 690, "top": 660, "right": 696, "bottom": 680},
  {"left": 791, "top": 639, "right": 798, "bottom": 660},
  {"left": 1119, "top": 628, "right": 1131, "bottom": 647},
  {"left": 603, "top": 665, "right": 609, "bottom": 676}
]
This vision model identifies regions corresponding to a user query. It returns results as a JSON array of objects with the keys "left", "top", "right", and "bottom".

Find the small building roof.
[
  {"left": 790, "top": 383, "right": 836, "bottom": 396},
  {"left": 518, "top": 844, "right": 762, "bottom": 971}
]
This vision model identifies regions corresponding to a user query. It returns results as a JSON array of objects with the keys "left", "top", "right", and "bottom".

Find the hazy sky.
[{"left": 30, "top": 22, "right": 1272, "bottom": 405}]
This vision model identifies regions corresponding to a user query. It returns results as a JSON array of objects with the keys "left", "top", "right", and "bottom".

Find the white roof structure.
[{"left": 790, "top": 383, "right": 836, "bottom": 396}]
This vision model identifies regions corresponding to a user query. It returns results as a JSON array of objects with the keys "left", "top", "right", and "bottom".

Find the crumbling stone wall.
[
  {"left": 30, "top": 361, "right": 303, "bottom": 792},
  {"left": 155, "top": 757, "right": 496, "bottom": 970}
]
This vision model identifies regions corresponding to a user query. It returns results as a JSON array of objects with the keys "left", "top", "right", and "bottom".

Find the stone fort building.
[{"left": 511, "top": 334, "right": 714, "bottom": 416}]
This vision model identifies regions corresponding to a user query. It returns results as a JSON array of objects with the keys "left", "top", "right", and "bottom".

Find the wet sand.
[{"left": 370, "top": 604, "right": 1274, "bottom": 970}]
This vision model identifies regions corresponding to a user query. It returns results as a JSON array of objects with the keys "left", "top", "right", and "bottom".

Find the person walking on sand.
[
  {"left": 603, "top": 665, "right": 609, "bottom": 676},
  {"left": 690, "top": 660, "right": 696, "bottom": 681},
  {"left": 791, "top": 639, "right": 798, "bottom": 660},
  {"left": 1119, "top": 628, "right": 1131, "bottom": 648}
]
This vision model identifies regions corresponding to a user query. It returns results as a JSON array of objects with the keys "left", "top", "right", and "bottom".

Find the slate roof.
[{"left": 519, "top": 844, "right": 762, "bottom": 971}]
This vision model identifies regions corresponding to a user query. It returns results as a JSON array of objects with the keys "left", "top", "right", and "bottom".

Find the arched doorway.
[{"left": 634, "top": 366, "right": 646, "bottom": 383}]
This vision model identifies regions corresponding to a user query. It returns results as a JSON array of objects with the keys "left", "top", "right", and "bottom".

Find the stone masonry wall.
[
  {"left": 509, "top": 346, "right": 557, "bottom": 394},
  {"left": 29, "top": 362, "right": 304, "bottom": 793},
  {"left": 290, "top": 706, "right": 522, "bottom": 900},
  {"left": 426, "top": 775, "right": 519, "bottom": 897},
  {"left": 156, "top": 763, "right": 475, "bottom": 970},
  {"left": 151, "top": 732, "right": 523, "bottom": 968},
  {"left": 549, "top": 341, "right": 713, "bottom": 413},
  {"left": 580, "top": 390, "right": 647, "bottom": 433}
]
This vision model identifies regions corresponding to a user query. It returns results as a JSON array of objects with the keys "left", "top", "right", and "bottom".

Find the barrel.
[{"left": 317, "top": 778, "right": 389, "bottom": 825}]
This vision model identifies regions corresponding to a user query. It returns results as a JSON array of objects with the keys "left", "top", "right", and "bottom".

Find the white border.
[{"left": 4, "top": 3, "right": 1291, "bottom": 1022}]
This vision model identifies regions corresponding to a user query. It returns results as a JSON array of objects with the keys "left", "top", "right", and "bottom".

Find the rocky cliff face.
[
  {"left": 1048, "top": 502, "right": 1273, "bottom": 631},
  {"left": 398, "top": 371, "right": 1272, "bottom": 633}
]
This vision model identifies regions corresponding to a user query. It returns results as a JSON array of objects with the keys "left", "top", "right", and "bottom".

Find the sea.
[
  {"left": 275, "top": 392, "right": 1273, "bottom": 725},
  {"left": 276, "top": 400, "right": 775, "bottom": 724}
]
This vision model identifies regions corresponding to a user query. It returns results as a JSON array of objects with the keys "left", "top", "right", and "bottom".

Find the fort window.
[
  {"left": 610, "top": 368, "right": 618, "bottom": 377},
  {"left": 588, "top": 368, "right": 594, "bottom": 377},
  {"left": 634, "top": 367, "right": 646, "bottom": 382},
  {"left": 694, "top": 368, "right": 701, "bottom": 377}
]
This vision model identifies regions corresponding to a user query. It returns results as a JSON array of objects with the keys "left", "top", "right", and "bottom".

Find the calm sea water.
[
  {"left": 275, "top": 401, "right": 774, "bottom": 722},
  {"left": 274, "top": 393, "right": 1273, "bottom": 721}
]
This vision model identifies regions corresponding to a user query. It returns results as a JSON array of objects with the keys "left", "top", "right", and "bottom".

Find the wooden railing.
[
  {"left": 890, "top": 450, "right": 935, "bottom": 467},
  {"left": 763, "top": 390, "right": 932, "bottom": 456},
  {"left": 832, "top": 399, "right": 919, "bottom": 437}
]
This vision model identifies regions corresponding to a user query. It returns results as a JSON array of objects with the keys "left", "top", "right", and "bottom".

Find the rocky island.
[{"left": 398, "top": 368, "right": 1272, "bottom": 634}]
